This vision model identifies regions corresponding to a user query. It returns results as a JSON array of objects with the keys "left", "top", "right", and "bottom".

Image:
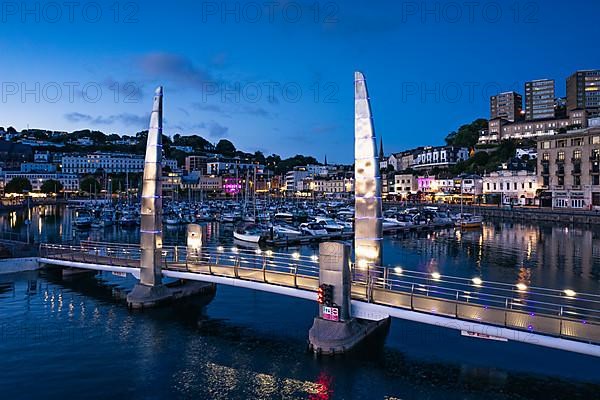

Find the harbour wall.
[
  {"left": 444, "top": 205, "right": 600, "bottom": 225},
  {"left": 0, "top": 257, "right": 41, "bottom": 274}
]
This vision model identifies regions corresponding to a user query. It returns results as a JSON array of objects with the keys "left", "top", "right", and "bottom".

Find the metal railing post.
[
  {"left": 383, "top": 267, "right": 388, "bottom": 290},
  {"left": 293, "top": 264, "right": 298, "bottom": 288},
  {"left": 455, "top": 290, "right": 459, "bottom": 317},
  {"left": 559, "top": 306, "right": 564, "bottom": 338},
  {"left": 410, "top": 284, "right": 415, "bottom": 310}
]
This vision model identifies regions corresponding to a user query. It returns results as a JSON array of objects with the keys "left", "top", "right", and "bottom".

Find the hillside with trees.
[{"left": 445, "top": 119, "right": 488, "bottom": 148}]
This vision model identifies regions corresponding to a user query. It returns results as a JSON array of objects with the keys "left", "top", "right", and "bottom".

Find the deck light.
[
  {"left": 564, "top": 289, "right": 576, "bottom": 298},
  {"left": 255, "top": 249, "right": 262, "bottom": 255},
  {"left": 472, "top": 277, "right": 483, "bottom": 286},
  {"left": 292, "top": 252, "right": 301, "bottom": 260},
  {"left": 231, "top": 247, "right": 238, "bottom": 253},
  {"left": 516, "top": 283, "right": 528, "bottom": 291},
  {"left": 217, "top": 246, "right": 224, "bottom": 252},
  {"left": 431, "top": 272, "right": 441, "bottom": 280},
  {"left": 266, "top": 250, "right": 273, "bottom": 257},
  {"left": 394, "top": 267, "right": 403, "bottom": 274}
]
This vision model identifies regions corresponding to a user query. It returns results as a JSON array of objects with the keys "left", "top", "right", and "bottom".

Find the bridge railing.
[
  {"left": 352, "top": 264, "right": 600, "bottom": 343},
  {"left": 39, "top": 241, "right": 600, "bottom": 344},
  {"left": 40, "top": 241, "right": 322, "bottom": 290}
]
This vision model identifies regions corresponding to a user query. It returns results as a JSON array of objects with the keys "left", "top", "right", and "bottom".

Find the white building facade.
[
  {"left": 412, "top": 146, "right": 469, "bottom": 170},
  {"left": 62, "top": 153, "right": 177, "bottom": 174},
  {"left": 1, "top": 172, "right": 79, "bottom": 192},
  {"left": 483, "top": 170, "right": 539, "bottom": 205}
]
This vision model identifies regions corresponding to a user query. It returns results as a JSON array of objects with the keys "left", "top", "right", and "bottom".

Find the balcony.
[{"left": 555, "top": 158, "right": 565, "bottom": 164}]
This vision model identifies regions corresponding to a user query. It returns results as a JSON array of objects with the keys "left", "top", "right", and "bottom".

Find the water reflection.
[
  {"left": 1, "top": 272, "right": 599, "bottom": 398},
  {"left": 384, "top": 220, "right": 600, "bottom": 294}
]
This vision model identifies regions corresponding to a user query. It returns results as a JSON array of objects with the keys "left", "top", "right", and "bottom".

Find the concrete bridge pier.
[{"left": 308, "top": 242, "right": 390, "bottom": 355}]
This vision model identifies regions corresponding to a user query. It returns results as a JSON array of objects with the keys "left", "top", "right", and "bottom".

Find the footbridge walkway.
[{"left": 38, "top": 240, "right": 600, "bottom": 357}]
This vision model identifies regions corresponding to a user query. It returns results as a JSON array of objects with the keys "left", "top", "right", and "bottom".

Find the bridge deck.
[{"left": 38, "top": 241, "right": 600, "bottom": 348}]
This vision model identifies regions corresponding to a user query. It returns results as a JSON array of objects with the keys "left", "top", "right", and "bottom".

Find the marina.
[{"left": 2, "top": 0, "right": 600, "bottom": 398}]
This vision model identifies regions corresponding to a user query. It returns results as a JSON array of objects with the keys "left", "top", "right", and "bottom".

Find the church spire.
[
  {"left": 324, "top": 154, "right": 328, "bottom": 166},
  {"left": 378, "top": 136, "right": 384, "bottom": 160}
]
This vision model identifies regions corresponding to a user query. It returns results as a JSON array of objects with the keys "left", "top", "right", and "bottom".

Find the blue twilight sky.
[{"left": 1, "top": 0, "right": 599, "bottom": 163}]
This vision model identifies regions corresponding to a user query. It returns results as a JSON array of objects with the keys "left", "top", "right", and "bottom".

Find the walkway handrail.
[{"left": 39, "top": 241, "right": 600, "bottom": 344}]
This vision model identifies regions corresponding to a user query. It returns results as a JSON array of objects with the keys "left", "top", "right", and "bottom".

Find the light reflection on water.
[{"left": 0, "top": 273, "right": 599, "bottom": 398}]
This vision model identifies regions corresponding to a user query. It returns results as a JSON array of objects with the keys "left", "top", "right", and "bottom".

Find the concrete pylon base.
[
  {"left": 127, "top": 284, "right": 173, "bottom": 309},
  {"left": 308, "top": 317, "right": 391, "bottom": 355},
  {"left": 127, "top": 281, "right": 216, "bottom": 309}
]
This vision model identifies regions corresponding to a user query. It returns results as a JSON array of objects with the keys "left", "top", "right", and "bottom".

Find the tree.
[
  {"left": 253, "top": 151, "right": 266, "bottom": 165},
  {"left": 445, "top": 119, "right": 488, "bottom": 147},
  {"left": 5, "top": 177, "right": 32, "bottom": 194},
  {"left": 7, "top": 126, "right": 17, "bottom": 134},
  {"left": 216, "top": 139, "right": 236, "bottom": 155},
  {"left": 40, "top": 179, "right": 64, "bottom": 194},
  {"left": 80, "top": 176, "right": 100, "bottom": 194}
]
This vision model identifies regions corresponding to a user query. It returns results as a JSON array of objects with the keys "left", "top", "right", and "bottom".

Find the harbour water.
[{"left": 1, "top": 205, "right": 600, "bottom": 398}]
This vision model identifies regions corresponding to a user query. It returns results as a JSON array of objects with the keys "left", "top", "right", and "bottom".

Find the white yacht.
[{"left": 300, "top": 222, "right": 328, "bottom": 236}]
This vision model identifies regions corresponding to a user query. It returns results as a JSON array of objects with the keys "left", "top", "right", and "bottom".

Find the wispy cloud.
[
  {"left": 137, "top": 52, "right": 216, "bottom": 90},
  {"left": 191, "top": 102, "right": 274, "bottom": 119},
  {"left": 170, "top": 120, "right": 229, "bottom": 138},
  {"left": 64, "top": 112, "right": 148, "bottom": 127}
]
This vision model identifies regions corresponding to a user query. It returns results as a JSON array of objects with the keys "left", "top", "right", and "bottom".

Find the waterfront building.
[
  {"left": 433, "top": 178, "right": 454, "bottom": 194},
  {"left": 525, "top": 79, "right": 556, "bottom": 120},
  {"left": 386, "top": 150, "right": 419, "bottom": 172},
  {"left": 306, "top": 175, "right": 354, "bottom": 197},
  {"left": 537, "top": 127, "right": 600, "bottom": 209},
  {"left": 490, "top": 91, "right": 523, "bottom": 122},
  {"left": 206, "top": 158, "right": 259, "bottom": 175},
  {"left": 412, "top": 146, "right": 469, "bottom": 171},
  {"left": 381, "top": 172, "right": 390, "bottom": 198},
  {"left": 285, "top": 167, "right": 310, "bottom": 193},
  {"left": 417, "top": 176, "right": 436, "bottom": 193},
  {"left": 388, "top": 173, "right": 417, "bottom": 199},
  {"left": 483, "top": 170, "right": 539, "bottom": 205},
  {"left": 0, "top": 172, "right": 79, "bottom": 193},
  {"left": 379, "top": 156, "right": 389, "bottom": 171},
  {"left": 479, "top": 111, "right": 587, "bottom": 144},
  {"left": 161, "top": 172, "right": 182, "bottom": 195},
  {"left": 62, "top": 152, "right": 177, "bottom": 174},
  {"left": 184, "top": 155, "right": 208, "bottom": 174},
  {"left": 181, "top": 174, "right": 222, "bottom": 194},
  {"left": 567, "top": 69, "right": 600, "bottom": 118},
  {"left": 453, "top": 174, "right": 483, "bottom": 196},
  {"left": 20, "top": 162, "right": 57, "bottom": 173}
]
